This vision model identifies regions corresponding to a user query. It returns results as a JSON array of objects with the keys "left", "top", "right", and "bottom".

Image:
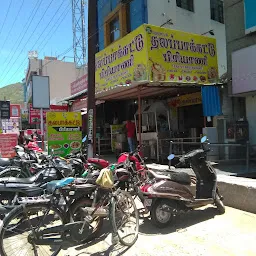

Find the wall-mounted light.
[
  {"left": 201, "top": 30, "right": 214, "bottom": 36},
  {"left": 160, "top": 13, "right": 173, "bottom": 27}
]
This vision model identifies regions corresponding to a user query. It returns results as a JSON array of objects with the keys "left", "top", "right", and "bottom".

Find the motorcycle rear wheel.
[
  {"left": 0, "top": 167, "right": 27, "bottom": 178},
  {"left": 151, "top": 199, "right": 176, "bottom": 228}
]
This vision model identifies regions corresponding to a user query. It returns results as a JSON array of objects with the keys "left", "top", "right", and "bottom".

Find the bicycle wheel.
[
  {"left": 110, "top": 190, "right": 139, "bottom": 246},
  {"left": 0, "top": 203, "right": 66, "bottom": 256}
]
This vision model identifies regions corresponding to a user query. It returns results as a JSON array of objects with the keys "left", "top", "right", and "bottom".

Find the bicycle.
[{"left": 0, "top": 176, "right": 139, "bottom": 256}]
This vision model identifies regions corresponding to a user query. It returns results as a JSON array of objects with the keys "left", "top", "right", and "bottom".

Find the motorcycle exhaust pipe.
[{"left": 82, "top": 207, "right": 108, "bottom": 217}]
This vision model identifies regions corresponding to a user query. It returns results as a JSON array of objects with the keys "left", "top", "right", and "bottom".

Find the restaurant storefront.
[{"left": 94, "top": 24, "right": 222, "bottom": 160}]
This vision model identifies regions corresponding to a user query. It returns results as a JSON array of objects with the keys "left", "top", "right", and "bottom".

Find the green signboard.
[{"left": 46, "top": 112, "right": 82, "bottom": 157}]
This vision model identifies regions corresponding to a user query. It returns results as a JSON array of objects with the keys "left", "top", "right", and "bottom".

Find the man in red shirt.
[{"left": 126, "top": 119, "right": 136, "bottom": 152}]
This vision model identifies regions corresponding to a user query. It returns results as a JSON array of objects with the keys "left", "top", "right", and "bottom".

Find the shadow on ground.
[
  {"left": 63, "top": 206, "right": 220, "bottom": 256},
  {"left": 139, "top": 206, "right": 219, "bottom": 236}
]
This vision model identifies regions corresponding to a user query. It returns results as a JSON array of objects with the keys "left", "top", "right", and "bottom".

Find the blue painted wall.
[
  {"left": 244, "top": 0, "right": 256, "bottom": 34},
  {"left": 97, "top": 0, "right": 147, "bottom": 51}
]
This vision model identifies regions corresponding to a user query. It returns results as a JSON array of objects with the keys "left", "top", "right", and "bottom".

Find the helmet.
[{"left": 14, "top": 145, "right": 24, "bottom": 152}]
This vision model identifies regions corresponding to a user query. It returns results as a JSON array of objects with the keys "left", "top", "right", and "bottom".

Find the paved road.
[{"left": 61, "top": 206, "right": 256, "bottom": 256}]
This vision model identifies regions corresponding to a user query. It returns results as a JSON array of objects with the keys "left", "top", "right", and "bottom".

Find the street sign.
[{"left": 0, "top": 101, "right": 10, "bottom": 119}]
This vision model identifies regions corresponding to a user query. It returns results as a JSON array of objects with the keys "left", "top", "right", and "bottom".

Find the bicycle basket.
[{"left": 96, "top": 168, "right": 114, "bottom": 189}]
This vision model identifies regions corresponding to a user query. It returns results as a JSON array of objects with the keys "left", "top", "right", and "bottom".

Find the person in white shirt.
[{"left": 11, "top": 122, "right": 20, "bottom": 136}]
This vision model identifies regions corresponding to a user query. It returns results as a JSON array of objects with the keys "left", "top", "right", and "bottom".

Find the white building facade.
[{"left": 147, "top": 0, "right": 226, "bottom": 77}]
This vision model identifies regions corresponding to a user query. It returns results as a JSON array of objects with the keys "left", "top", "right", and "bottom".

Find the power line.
[
  {"left": 0, "top": 0, "right": 13, "bottom": 38},
  {"left": 0, "top": 0, "right": 43, "bottom": 75},
  {"left": 1, "top": 0, "right": 55, "bottom": 82},
  {"left": 3, "top": 4, "right": 72, "bottom": 86},
  {"left": 37, "top": 4, "right": 71, "bottom": 53},
  {"left": 3, "top": 10, "right": 128, "bottom": 86},
  {"left": 29, "top": 0, "right": 66, "bottom": 51},
  {"left": 3, "top": 2, "right": 71, "bottom": 86},
  {"left": 0, "top": 0, "right": 25, "bottom": 55}
]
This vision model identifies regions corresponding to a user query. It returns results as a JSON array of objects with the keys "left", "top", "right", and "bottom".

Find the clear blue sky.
[{"left": 0, "top": 0, "right": 88, "bottom": 88}]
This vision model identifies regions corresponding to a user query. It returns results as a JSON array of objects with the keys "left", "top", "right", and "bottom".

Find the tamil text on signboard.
[
  {"left": 70, "top": 74, "right": 88, "bottom": 95},
  {"left": 168, "top": 92, "right": 202, "bottom": 108},
  {"left": 0, "top": 134, "right": 18, "bottom": 158},
  {"left": 0, "top": 101, "right": 10, "bottom": 119},
  {"left": 46, "top": 112, "right": 82, "bottom": 157},
  {"left": 95, "top": 24, "right": 218, "bottom": 93}
]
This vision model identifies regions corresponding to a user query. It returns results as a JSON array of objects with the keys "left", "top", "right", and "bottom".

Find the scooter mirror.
[
  {"left": 201, "top": 136, "right": 207, "bottom": 143},
  {"left": 82, "top": 136, "right": 87, "bottom": 143},
  {"left": 167, "top": 154, "right": 175, "bottom": 160},
  {"left": 51, "top": 149, "right": 54, "bottom": 155}
]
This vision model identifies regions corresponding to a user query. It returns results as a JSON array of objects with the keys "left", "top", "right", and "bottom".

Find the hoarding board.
[
  {"left": 46, "top": 112, "right": 82, "bottom": 157},
  {"left": 95, "top": 24, "right": 218, "bottom": 93}
]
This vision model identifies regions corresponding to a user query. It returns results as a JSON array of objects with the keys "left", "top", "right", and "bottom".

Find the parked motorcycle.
[
  {"left": 0, "top": 152, "right": 86, "bottom": 218},
  {"left": 141, "top": 136, "right": 225, "bottom": 228}
]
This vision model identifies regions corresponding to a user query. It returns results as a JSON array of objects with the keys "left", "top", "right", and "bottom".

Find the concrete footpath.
[{"left": 62, "top": 206, "right": 256, "bottom": 256}]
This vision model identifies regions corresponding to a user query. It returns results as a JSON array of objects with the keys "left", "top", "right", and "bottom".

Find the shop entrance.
[{"left": 178, "top": 104, "right": 204, "bottom": 137}]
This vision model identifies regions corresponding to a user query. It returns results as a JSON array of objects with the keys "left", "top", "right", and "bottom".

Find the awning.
[
  {"left": 58, "top": 89, "right": 87, "bottom": 103},
  {"left": 95, "top": 81, "right": 223, "bottom": 101},
  {"left": 201, "top": 86, "right": 222, "bottom": 117}
]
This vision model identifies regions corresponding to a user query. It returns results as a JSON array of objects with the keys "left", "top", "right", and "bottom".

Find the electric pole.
[{"left": 87, "top": 0, "right": 97, "bottom": 157}]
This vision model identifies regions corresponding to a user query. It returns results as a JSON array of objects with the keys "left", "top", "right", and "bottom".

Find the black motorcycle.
[{"left": 0, "top": 154, "right": 85, "bottom": 218}]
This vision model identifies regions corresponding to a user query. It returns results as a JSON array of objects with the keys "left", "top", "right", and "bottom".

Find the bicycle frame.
[{"left": 25, "top": 186, "right": 117, "bottom": 246}]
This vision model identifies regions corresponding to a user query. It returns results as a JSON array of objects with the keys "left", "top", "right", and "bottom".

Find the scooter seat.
[
  {"left": 170, "top": 172, "right": 191, "bottom": 185},
  {"left": 147, "top": 169, "right": 172, "bottom": 181},
  {"left": 0, "top": 158, "right": 11, "bottom": 167},
  {"left": 0, "top": 175, "right": 38, "bottom": 184}
]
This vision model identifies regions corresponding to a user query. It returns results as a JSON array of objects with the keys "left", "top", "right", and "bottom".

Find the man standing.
[{"left": 126, "top": 119, "right": 136, "bottom": 152}]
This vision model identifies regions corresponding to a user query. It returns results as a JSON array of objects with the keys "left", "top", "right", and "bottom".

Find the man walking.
[{"left": 126, "top": 119, "right": 136, "bottom": 152}]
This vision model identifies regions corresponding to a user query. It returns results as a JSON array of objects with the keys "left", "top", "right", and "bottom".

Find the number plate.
[{"left": 144, "top": 198, "right": 152, "bottom": 207}]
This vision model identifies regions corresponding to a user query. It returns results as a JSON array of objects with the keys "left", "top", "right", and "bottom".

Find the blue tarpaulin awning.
[{"left": 201, "top": 86, "right": 222, "bottom": 117}]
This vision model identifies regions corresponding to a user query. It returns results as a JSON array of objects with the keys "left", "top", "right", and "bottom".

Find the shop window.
[
  {"left": 176, "top": 0, "right": 194, "bottom": 12},
  {"left": 210, "top": 0, "right": 224, "bottom": 23},
  {"left": 110, "top": 17, "right": 120, "bottom": 42},
  {"left": 104, "top": 3, "right": 128, "bottom": 47}
]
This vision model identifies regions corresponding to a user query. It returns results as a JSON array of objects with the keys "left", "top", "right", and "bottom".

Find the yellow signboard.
[
  {"left": 95, "top": 25, "right": 148, "bottom": 94},
  {"left": 46, "top": 112, "right": 82, "bottom": 157},
  {"left": 168, "top": 92, "right": 202, "bottom": 108},
  {"left": 95, "top": 24, "right": 218, "bottom": 93}
]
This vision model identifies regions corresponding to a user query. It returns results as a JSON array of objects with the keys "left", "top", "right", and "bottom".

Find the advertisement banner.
[
  {"left": 95, "top": 24, "right": 218, "bottom": 93},
  {"left": 10, "top": 104, "right": 21, "bottom": 118},
  {"left": 168, "top": 92, "right": 202, "bottom": 108},
  {"left": 1, "top": 117, "right": 20, "bottom": 134},
  {"left": 0, "top": 101, "right": 10, "bottom": 119},
  {"left": 146, "top": 25, "right": 218, "bottom": 84},
  {"left": 0, "top": 134, "right": 18, "bottom": 158},
  {"left": 95, "top": 25, "right": 148, "bottom": 94},
  {"left": 29, "top": 104, "right": 68, "bottom": 124},
  {"left": 70, "top": 97, "right": 87, "bottom": 112},
  {"left": 70, "top": 74, "right": 88, "bottom": 95},
  {"left": 46, "top": 112, "right": 82, "bottom": 157}
]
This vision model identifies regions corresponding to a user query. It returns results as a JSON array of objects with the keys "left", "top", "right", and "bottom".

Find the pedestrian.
[
  {"left": 125, "top": 118, "right": 136, "bottom": 152},
  {"left": 11, "top": 122, "right": 20, "bottom": 136},
  {"left": 18, "top": 131, "right": 25, "bottom": 145}
]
